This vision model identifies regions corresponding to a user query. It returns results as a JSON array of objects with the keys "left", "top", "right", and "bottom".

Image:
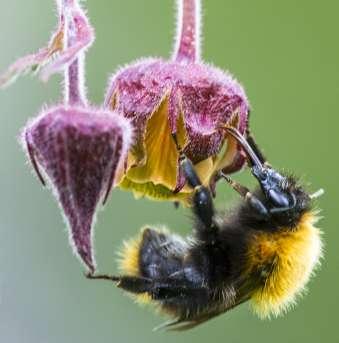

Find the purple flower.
[
  {"left": 105, "top": 0, "right": 249, "bottom": 202},
  {"left": 24, "top": 107, "right": 131, "bottom": 272},
  {"left": 1, "top": 0, "right": 132, "bottom": 272}
]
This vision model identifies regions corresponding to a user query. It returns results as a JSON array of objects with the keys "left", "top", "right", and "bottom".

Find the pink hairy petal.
[
  {"left": 24, "top": 106, "right": 132, "bottom": 272},
  {"left": 107, "top": 58, "right": 249, "bottom": 163},
  {"left": 40, "top": 9, "right": 95, "bottom": 82},
  {"left": 0, "top": 0, "right": 94, "bottom": 88},
  {"left": 0, "top": 23, "right": 64, "bottom": 88}
]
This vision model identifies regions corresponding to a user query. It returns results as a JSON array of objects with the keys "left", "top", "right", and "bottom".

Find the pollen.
[{"left": 248, "top": 212, "right": 323, "bottom": 318}]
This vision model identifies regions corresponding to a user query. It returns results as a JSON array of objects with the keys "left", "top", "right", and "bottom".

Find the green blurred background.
[{"left": 0, "top": 1, "right": 338, "bottom": 342}]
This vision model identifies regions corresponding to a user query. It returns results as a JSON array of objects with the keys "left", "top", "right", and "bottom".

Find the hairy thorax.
[{"left": 246, "top": 212, "right": 323, "bottom": 318}]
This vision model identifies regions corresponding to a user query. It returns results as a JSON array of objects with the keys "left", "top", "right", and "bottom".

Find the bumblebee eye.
[{"left": 268, "top": 189, "right": 290, "bottom": 208}]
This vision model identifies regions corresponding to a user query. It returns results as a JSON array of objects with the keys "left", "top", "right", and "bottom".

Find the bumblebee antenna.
[
  {"left": 309, "top": 188, "right": 325, "bottom": 199},
  {"left": 220, "top": 172, "right": 269, "bottom": 216}
]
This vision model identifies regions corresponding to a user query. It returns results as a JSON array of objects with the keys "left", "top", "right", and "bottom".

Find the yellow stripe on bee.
[
  {"left": 118, "top": 235, "right": 142, "bottom": 276},
  {"left": 117, "top": 231, "right": 152, "bottom": 305},
  {"left": 117, "top": 228, "right": 180, "bottom": 315},
  {"left": 247, "top": 211, "right": 323, "bottom": 318}
]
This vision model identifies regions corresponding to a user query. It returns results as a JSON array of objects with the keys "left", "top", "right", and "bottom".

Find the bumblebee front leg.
[
  {"left": 172, "top": 134, "right": 216, "bottom": 240},
  {"left": 220, "top": 172, "right": 269, "bottom": 217},
  {"left": 181, "top": 155, "right": 215, "bottom": 228},
  {"left": 86, "top": 274, "right": 203, "bottom": 300}
]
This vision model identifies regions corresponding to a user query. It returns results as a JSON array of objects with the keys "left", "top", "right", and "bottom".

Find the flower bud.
[{"left": 24, "top": 106, "right": 132, "bottom": 272}]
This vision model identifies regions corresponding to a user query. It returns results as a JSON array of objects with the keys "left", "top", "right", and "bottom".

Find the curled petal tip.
[
  {"left": 25, "top": 133, "right": 46, "bottom": 186},
  {"left": 0, "top": 0, "right": 94, "bottom": 88},
  {"left": 0, "top": 52, "right": 43, "bottom": 89},
  {"left": 0, "top": 20, "right": 64, "bottom": 88},
  {"left": 40, "top": 13, "right": 95, "bottom": 82}
]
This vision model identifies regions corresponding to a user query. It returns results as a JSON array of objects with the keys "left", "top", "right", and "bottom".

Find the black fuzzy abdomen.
[{"left": 139, "top": 228, "right": 186, "bottom": 279}]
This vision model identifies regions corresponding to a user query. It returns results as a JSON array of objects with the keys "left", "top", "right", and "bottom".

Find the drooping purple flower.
[
  {"left": 24, "top": 107, "right": 131, "bottom": 272},
  {"left": 105, "top": 0, "right": 249, "bottom": 203},
  {"left": 1, "top": 0, "right": 132, "bottom": 272}
]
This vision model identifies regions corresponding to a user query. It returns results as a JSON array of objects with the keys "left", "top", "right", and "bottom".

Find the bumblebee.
[{"left": 87, "top": 127, "right": 323, "bottom": 330}]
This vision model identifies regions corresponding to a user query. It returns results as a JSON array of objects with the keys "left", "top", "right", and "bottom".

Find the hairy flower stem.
[
  {"left": 174, "top": 0, "right": 201, "bottom": 63},
  {"left": 62, "top": 0, "right": 86, "bottom": 106},
  {"left": 65, "top": 51, "right": 85, "bottom": 106}
]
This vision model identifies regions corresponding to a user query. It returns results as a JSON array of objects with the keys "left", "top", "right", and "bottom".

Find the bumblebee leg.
[
  {"left": 174, "top": 201, "right": 180, "bottom": 209},
  {"left": 87, "top": 273, "right": 203, "bottom": 300},
  {"left": 182, "top": 157, "right": 215, "bottom": 229},
  {"left": 221, "top": 172, "right": 269, "bottom": 216},
  {"left": 172, "top": 134, "right": 216, "bottom": 235},
  {"left": 87, "top": 274, "right": 153, "bottom": 293}
]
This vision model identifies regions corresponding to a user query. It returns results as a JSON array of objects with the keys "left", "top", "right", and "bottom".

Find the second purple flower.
[{"left": 1, "top": 0, "right": 132, "bottom": 272}]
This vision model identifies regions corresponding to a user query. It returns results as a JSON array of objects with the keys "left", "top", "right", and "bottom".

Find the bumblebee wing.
[
  {"left": 154, "top": 317, "right": 209, "bottom": 331},
  {"left": 157, "top": 274, "right": 263, "bottom": 331},
  {"left": 156, "top": 296, "right": 250, "bottom": 331}
]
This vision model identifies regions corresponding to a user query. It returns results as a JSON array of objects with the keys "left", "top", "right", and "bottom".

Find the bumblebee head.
[
  {"left": 252, "top": 165, "right": 312, "bottom": 227},
  {"left": 225, "top": 127, "right": 323, "bottom": 228},
  {"left": 251, "top": 165, "right": 305, "bottom": 212}
]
